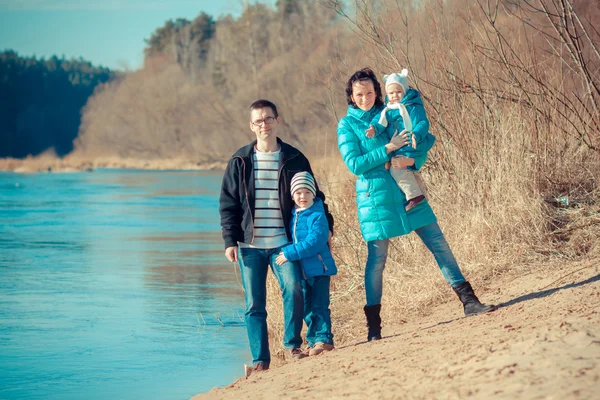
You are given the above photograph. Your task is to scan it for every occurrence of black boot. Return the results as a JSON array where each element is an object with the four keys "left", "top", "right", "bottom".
[
  {"left": 453, "top": 282, "right": 497, "bottom": 316},
  {"left": 364, "top": 304, "right": 382, "bottom": 341}
]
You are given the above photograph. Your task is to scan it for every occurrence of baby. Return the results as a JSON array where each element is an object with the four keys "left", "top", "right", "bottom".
[{"left": 366, "top": 69, "right": 435, "bottom": 211}]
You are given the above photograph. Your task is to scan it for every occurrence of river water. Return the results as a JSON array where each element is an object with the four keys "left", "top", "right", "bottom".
[{"left": 0, "top": 169, "right": 248, "bottom": 400}]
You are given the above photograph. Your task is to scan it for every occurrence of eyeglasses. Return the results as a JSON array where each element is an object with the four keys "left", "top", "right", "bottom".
[{"left": 251, "top": 116, "right": 276, "bottom": 126}]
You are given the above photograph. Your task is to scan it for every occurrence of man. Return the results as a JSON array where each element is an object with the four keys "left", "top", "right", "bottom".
[{"left": 219, "top": 99, "right": 334, "bottom": 373}]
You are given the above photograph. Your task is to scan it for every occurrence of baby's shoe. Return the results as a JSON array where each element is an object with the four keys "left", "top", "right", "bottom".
[{"left": 405, "top": 195, "right": 425, "bottom": 212}]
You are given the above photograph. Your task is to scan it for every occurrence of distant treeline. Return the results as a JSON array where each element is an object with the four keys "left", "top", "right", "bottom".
[
  {"left": 75, "top": 0, "right": 598, "bottom": 163},
  {"left": 2, "top": 0, "right": 597, "bottom": 163},
  {"left": 0, "top": 51, "right": 113, "bottom": 158},
  {"left": 76, "top": 1, "right": 340, "bottom": 162}
]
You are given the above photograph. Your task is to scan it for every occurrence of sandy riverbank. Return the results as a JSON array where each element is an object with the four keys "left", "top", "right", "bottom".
[{"left": 192, "top": 259, "right": 600, "bottom": 399}]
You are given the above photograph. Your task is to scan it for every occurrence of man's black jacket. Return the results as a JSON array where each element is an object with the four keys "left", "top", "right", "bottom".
[{"left": 219, "top": 138, "right": 334, "bottom": 249}]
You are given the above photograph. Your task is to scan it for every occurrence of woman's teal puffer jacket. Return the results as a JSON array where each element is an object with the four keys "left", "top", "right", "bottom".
[{"left": 337, "top": 105, "right": 437, "bottom": 242}]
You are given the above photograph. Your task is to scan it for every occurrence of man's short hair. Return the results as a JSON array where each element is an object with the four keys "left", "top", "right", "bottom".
[{"left": 249, "top": 99, "right": 279, "bottom": 118}]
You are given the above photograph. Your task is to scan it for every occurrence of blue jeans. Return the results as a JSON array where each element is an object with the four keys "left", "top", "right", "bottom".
[
  {"left": 238, "top": 246, "right": 303, "bottom": 367},
  {"left": 302, "top": 276, "right": 334, "bottom": 347},
  {"left": 364, "top": 222, "right": 466, "bottom": 306}
]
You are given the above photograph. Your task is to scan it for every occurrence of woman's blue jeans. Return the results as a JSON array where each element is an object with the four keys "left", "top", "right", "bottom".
[
  {"left": 238, "top": 246, "right": 303, "bottom": 367},
  {"left": 302, "top": 276, "right": 334, "bottom": 347},
  {"left": 365, "top": 222, "right": 467, "bottom": 306}
]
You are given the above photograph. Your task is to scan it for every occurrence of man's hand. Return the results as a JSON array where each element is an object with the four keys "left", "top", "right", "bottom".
[
  {"left": 365, "top": 125, "right": 376, "bottom": 138},
  {"left": 225, "top": 246, "right": 238, "bottom": 263},
  {"left": 275, "top": 252, "right": 288, "bottom": 266},
  {"left": 411, "top": 133, "right": 417, "bottom": 149}
]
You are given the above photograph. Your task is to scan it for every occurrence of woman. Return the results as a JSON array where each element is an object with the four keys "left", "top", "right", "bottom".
[{"left": 337, "top": 68, "right": 495, "bottom": 341}]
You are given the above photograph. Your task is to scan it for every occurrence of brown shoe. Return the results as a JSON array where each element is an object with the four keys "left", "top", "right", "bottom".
[
  {"left": 308, "top": 342, "right": 335, "bottom": 356},
  {"left": 405, "top": 195, "right": 425, "bottom": 212},
  {"left": 289, "top": 347, "right": 308, "bottom": 360},
  {"left": 244, "top": 362, "right": 269, "bottom": 378}
]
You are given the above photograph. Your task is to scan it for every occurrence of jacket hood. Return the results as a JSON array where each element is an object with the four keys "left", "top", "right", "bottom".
[{"left": 401, "top": 89, "right": 423, "bottom": 107}]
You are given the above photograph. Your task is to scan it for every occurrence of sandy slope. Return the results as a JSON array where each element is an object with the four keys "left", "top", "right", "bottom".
[{"left": 192, "top": 260, "right": 600, "bottom": 400}]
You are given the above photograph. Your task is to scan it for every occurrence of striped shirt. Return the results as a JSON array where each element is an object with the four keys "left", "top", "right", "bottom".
[{"left": 239, "top": 148, "right": 288, "bottom": 250}]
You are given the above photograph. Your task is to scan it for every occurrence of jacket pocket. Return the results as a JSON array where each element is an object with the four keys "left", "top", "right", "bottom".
[
  {"left": 317, "top": 253, "right": 328, "bottom": 271},
  {"left": 356, "top": 176, "right": 370, "bottom": 194}
]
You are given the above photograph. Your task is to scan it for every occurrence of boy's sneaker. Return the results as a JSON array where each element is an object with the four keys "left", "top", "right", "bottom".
[
  {"left": 244, "top": 363, "right": 268, "bottom": 378},
  {"left": 289, "top": 347, "right": 308, "bottom": 360},
  {"left": 308, "top": 342, "right": 335, "bottom": 356},
  {"left": 405, "top": 195, "right": 425, "bottom": 212}
]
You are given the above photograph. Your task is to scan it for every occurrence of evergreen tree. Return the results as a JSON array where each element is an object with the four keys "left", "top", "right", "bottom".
[{"left": 0, "top": 51, "right": 113, "bottom": 158}]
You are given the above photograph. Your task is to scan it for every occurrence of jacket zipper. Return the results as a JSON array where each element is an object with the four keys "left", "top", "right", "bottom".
[
  {"left": 293, "top": 209, "right": 299, "bottom": 243},
  {"left": 236, "top": 156, "right": 255, "bottom": 245},
  {"left": 292, "top": 209, "right": 308, "bottom": 279}
]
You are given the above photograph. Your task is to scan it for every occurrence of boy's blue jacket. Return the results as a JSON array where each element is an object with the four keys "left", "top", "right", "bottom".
[
  {"left": 371, "top": 88, "right": 435, "bottom": 170},
  {"left": 282, "top": 198, "right": 337, "bottom": 279}
]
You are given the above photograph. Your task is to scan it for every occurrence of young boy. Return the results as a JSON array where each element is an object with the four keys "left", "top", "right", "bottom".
[
  {"left": 275, "top": 172, "right": 337, "bottom": 356},
  {"left": 366, "top": 69, "right": 436, "bottom": 212}
]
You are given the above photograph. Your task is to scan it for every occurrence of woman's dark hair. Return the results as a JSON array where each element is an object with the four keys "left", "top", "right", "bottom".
[{"left": 345, "top": 68, "right": 384, "bottom": 108}]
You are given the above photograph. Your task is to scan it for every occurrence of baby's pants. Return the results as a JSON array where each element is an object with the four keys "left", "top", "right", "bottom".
[{"left": 390, "top": 160, "right": 426, "bottom": 200}]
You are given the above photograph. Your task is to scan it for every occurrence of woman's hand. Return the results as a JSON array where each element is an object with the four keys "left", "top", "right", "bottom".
[
  {"left": 385, "top": 130, "right": 410, "bottom": 153},
  {"left": 275, "top": 252, "right": 288, "bottom": 266},
  {"left": 391, "top": 156, "right": 415, "bottom": 169}
]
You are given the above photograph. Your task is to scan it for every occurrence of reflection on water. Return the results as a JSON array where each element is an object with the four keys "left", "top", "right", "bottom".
[{"left": 0, "top": 169, "right": 247, "bottom": 400}]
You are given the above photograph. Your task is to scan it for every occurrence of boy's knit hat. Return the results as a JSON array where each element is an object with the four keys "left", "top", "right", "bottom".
[
  {"left": 383, "top": 68, "right": 409, "bottom": 93},
  {"left": 290, "top": 171, "right": 316, "bottom": 197}
]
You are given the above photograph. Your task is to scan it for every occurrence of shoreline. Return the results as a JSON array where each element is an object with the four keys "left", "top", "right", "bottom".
[
  {"left": 190, "top": 259, "right": 600, "bottom": 399},
  {"left": 0, "top": 156, "right": 227, "bottom": 173}
]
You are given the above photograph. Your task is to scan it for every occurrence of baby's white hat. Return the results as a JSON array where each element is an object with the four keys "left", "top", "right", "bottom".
[{"left": 383, "top": 68, "right": 409, "bottom": 93}]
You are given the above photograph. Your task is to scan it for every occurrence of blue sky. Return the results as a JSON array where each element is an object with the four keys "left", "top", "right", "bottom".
[{"left": 0, "top": 0, "right": 275, "bottom": 70}]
